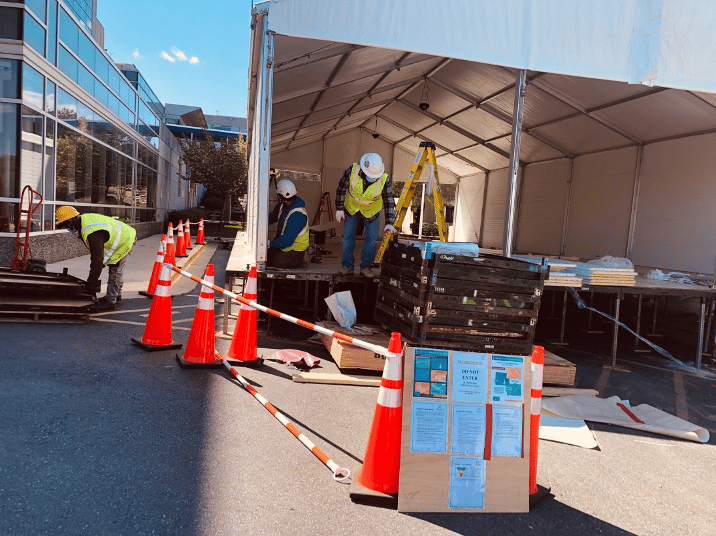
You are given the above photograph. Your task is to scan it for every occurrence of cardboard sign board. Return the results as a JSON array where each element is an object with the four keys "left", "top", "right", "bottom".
[{"left": 398, "top": 346, "right": 531, "bottom": 513}]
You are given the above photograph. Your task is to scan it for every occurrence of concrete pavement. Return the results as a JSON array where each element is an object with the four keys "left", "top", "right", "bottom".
[{"left": 2, "top": 244, "right": 716, "bottom": 535}]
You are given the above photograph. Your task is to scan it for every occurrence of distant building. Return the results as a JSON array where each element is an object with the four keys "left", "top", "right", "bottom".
[{"left": 0, "top": 0, "right": 195, "bottom": 264}]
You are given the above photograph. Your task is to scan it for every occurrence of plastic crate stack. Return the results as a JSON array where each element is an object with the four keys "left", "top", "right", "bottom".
[{"left": 375, "top": 241, "right": 548, "bottom": 356}]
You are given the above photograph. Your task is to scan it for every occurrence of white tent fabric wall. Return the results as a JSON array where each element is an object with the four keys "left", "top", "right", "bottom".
[{"left": 453, "top": 173, "right": 485, "bottom": 244}]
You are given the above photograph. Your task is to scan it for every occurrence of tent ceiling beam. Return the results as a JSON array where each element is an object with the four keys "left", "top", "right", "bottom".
[{"left": 274, "top": 43, "right": 363, "bottom": 73}]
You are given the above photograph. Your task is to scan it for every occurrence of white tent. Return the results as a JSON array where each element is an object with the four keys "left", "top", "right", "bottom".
[{"left": 246, "top": 0, "right": 716, "bottom": 274}]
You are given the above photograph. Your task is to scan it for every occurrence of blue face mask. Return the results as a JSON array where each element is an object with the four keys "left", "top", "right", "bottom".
[{"left": 68, "top": 228, "right": 77, "bottom": 234}]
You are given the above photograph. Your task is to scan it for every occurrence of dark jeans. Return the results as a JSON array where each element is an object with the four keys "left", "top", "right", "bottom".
[{"left": 267, "top": 248, "right": 309, "bottom": 268}]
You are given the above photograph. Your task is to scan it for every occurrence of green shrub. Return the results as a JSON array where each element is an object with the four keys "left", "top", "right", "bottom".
[
  {"left": 166, "top": 208, "right": 209, "bottom": 231},
  {"left": 422, "top": 222, "right": 440, "bottom": 237}
]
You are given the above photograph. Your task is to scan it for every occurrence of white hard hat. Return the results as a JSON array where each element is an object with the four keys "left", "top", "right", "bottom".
[
  {"left": 360, "top": 153, "right": 385, "bottom": 180},
  {"left": 276, "top": 179, "right": 297, "bottom": 200}
]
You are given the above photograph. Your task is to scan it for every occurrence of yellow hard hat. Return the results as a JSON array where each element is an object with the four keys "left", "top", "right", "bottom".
[{"left": 56, "top": 206, "right": 80, "bottom": 225}]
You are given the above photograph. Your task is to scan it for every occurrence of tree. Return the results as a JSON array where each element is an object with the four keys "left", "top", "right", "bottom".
[{"left": 178, "top": 132, "right": 248, "bottom": 199}]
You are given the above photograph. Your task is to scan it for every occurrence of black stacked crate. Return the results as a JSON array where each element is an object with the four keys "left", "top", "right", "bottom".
[{"left": 375, "top": 241, "right": 548, "bottom": 355}]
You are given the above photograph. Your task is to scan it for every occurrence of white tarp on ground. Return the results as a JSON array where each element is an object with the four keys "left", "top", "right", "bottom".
[
  {"left": 267, "top": 0, "right": 716, "bottom": 94},
  {"left": 542, "top": 394, "right": 710, "bottom": 443}
]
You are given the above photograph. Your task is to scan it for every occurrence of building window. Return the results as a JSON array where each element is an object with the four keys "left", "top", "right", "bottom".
[
  {"left": 25, "top": 0, "right": 46, "bottom": 24},
  {"left": 44, "top": 117, "right": 55, "bottom": 206},
  {"left": 47, "top": 0, "right": 57, "bottom": 65},
  {"left": 0, "top": 8, "right": 22, "bottom": 41},
  {"left": 0, "top": 59, "right": 20, "bottom": 99},
  {"left": 46, "top": 79, "right": 56, "bottom": 115},
  {"left": 0, "top": 103, "right": 19, "bottom": 200},
  {"left": 24, "top": 11, "right": 46, "bottom": 57},
  {"left": 20, "top": 106, "right": 43, "bottom": 198},
  {"left": 22, "top": 62, "right": 44, "bottom": 111}
]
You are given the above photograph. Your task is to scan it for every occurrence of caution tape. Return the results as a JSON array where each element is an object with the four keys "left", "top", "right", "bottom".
[{"left": 215, "top": 350, "right": 350, "bottom": 481}]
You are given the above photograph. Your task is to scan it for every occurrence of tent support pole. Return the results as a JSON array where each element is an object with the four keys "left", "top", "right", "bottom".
[
  {"left": 626, "top": 145, "right": 644, "bottom": 260},
  {"left": 560, "top": 158, "right": 574, "bottom": 256},
  {"left": 503, "top": 70, "right": 526, "bottom": 257},
  {"left": 479, "top": 172, "right": 489, "bottom": 244}
]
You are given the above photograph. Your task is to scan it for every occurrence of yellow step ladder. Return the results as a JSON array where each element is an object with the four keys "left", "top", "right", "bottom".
[{"left": 374, "top": 141, "right": 447, "bottom": 264}]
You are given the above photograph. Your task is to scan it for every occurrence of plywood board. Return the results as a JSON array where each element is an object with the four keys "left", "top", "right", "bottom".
[{"left": 398, "top": 346, "right": 530, "bottom": 513}]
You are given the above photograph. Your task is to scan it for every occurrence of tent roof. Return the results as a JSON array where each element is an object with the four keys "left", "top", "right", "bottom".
[{"left": 256, "top": 0, "right": 716, "bottom": 178}]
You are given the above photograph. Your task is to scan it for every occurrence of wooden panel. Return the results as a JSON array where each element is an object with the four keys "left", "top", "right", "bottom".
[{"left": 398, "top": 346, "right": 531, "bottom": 513}]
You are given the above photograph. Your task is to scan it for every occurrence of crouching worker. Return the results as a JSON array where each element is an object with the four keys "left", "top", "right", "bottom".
[
  {"left": 267, "top": 179, "right": 310, "bottom": 269},
  {"left": 55, "top": 206, "right": 136, "bottom": 311}
]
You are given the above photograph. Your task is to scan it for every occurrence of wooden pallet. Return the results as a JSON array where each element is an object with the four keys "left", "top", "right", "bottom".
[
  {"left": 543, "top": 350, "right": 577, "bottom": 386},
  {"left": 0, "top": 310, "right": 91, "bottom": 323}
]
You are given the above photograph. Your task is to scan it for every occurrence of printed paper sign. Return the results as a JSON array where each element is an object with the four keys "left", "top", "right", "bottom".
[
  {"left": 490, "top": 354, "right": 524, "bottom": 404},
  {"left": 451, "top": 404, "right": 486, "bottom": 455},
  {"left": 410, "top": 400, "right": 448, "bottom": 453},
  {"left": 413, "top": 348, "right": 449, "bottom": 398},
  {"left": 449, "top": 457, "right": 485, "bottom": 509},
  {"left": 451, "top": 352, "right": 488, "bottom": 403}
]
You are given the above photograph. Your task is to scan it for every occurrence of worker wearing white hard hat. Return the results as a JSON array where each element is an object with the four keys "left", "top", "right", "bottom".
[
  {"left": 335, "top": 153, "right": 396, "bottom": 277},
  {"left": 267, "top": 178, "right": 311, "bottom": 268}
]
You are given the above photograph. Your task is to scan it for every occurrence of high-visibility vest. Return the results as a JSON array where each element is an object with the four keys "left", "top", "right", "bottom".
[
  {"left": 80, "top": 214, "right": 136, "bottom": 264},
  {"left": 344, "top": 163, "right": 388, "bottom": 219},
  {"left": 276, "top": 205, "right": 309, "bottom": 252}
]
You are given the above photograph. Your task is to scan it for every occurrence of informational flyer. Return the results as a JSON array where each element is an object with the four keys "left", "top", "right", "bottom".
[
  {"left": 451, "top": 352, "right": 488, "bottom": 403},
  {"left": 451, "top": 404, "right": 486, "bottom": 455},
  {"left": 490, "top": 354, "right": 524, "bottom": 404},
  {"left": 413, "top": 348, "right": 449, "bottom": 398},
  {"left": 491, "top": 405, "right": 523, "bottom": 457},
  {"left": 410, "top": 400, "right": 448, "bottom": 453},
  {"left": 449, "top": 456, "right": 485, "bottom": 509}
]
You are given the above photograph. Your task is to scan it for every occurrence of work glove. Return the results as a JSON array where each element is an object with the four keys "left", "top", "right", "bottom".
[
  {"left": 86, "top": 280, "right": 102, "bottom": 294},
  {"left": 335, "top": 210, "right": 345, "bottom": 223},
  {"left": 384, "top": 224, "right": 397, "bottom": 234}
]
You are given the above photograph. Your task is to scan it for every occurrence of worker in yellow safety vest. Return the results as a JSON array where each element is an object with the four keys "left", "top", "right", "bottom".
[
  {"left": 335, "top": 153, "right": 396, "bottom": 277},
  {"left": 267, "top": 179, "right": 310, "bottom": 269},
  {"left": 55, "top": 206, "right": 137, "bottom": 311}
]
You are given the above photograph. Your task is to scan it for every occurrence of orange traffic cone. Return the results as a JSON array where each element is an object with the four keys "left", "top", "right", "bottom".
[
  {"left": 139, "top": 236, "right": 165, "bottom": 298},
  {"left": 226, "top": 265, "right": 263, "bottom": 367},
  {"left": 177, "top": 264, "right": 221, "bottom": 368},
  {"left": 529, "top": 345, "right": 551, "bottom": 508},
  {"left": 176, "top": 221, "right": 187, "bottom": 257},
  {"left": 165, "top": 224, "right": 177, "bottom": 267},
  {"left": 131, "top": 264, "right": 182, "bottom": 351},
  {"left": 196, "top": 218, "right": 205, "bottom": 245},
  {"left": 184, "top": 218, "right": 192, "bottom": 249},
  {"left": 350, "top": 332, "right": 403, "bottom": 505}
]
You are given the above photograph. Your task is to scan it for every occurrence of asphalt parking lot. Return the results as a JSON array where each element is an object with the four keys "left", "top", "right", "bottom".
[{"left": 2, "top": 246, "right": 715, "bottom": 536}]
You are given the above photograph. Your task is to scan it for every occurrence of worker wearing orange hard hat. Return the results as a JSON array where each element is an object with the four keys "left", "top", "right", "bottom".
[{"left": 55, "top": 206, "right": 136, "bottom": 310}]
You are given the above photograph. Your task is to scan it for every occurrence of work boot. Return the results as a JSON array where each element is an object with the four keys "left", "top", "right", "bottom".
[
  {"left": 360, "top": 268, "right": 375, "bottom": 278},
  {"left": 97, "top": 297, "right": 116, "bottom": 311},
  {"left": 337, "top": 266, "right": 353, "bottom": 275}
]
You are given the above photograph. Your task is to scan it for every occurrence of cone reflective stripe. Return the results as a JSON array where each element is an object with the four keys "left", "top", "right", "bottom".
[
  {"left": 177, "top": 265, "right": 219, "bottom": 367},
  {"left": 131, "top": 264, "right": 182, "bottom": 351},
  {"left": 176, "top": 221, "right": 187, "bottom": 257},
  {"left": 184, "top": 218, "right": 192, "bottom": 249},
  {"left": 226, "top": 266, "right": 262, "bottom": 367},
  {"left": 529, "top": 345, "right": 545, "bottom": 496},
  {"left": 165, "top": 224, "right": 177, "bottom": 267},
  {"left": 196, "top": 218, "right": 205, "bottom": 244},
  {"left": 145, "top": 241, "right": 165, "bottom": 296},
  {"left": 356, "top": 332, "right": 403, "bottom": 495}
]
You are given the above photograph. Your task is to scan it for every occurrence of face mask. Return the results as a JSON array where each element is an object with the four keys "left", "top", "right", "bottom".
[{"left": 68, "top": 228, "right": 77, "bottom": 234}]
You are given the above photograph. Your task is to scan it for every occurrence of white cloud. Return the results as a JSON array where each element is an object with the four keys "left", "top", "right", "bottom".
[
  {"left": 132, "top": 49, "right": 142, "bottom": 59},
  {"left": 160, "top": 51, "right": 176, "bottom": 62},
  {"left": 172, "top": 47, "right": 188, "bottom": 61},
  {"left": 189, "top": 56, "right": 199, "bottom": 64}
]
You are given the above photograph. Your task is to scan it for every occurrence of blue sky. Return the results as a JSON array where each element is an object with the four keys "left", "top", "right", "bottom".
[{"left": 99, "top": 0, "right": 253, "bottom": 118}]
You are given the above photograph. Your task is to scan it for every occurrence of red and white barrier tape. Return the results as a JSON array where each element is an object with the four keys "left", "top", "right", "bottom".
[
  {"left": 170, "top": 264, "right": 402, "bottom": 359},
  {"left": 214, "top": 350, "right": 349, "bottom": 481}
]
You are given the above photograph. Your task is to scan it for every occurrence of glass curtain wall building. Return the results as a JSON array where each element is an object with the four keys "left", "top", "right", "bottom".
[{"left": 0, "top": 0, "right": 183, "bottom": 242}]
